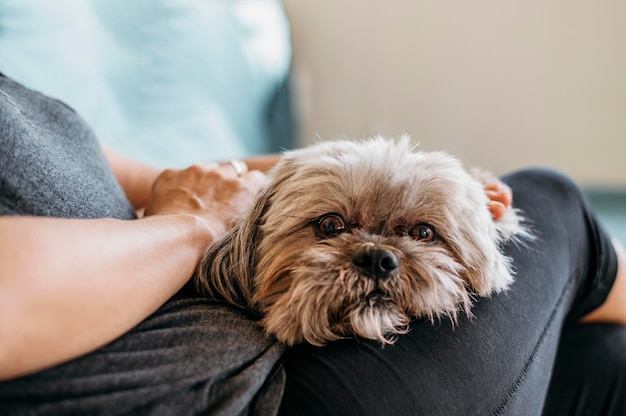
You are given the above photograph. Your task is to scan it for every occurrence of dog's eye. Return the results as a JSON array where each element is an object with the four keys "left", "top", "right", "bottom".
[
  {"left": 315, "top": 214, "right": 347, "bottom": 238},
  {"left": 409, "top": 223, "right": 437, "bottom": 243}
]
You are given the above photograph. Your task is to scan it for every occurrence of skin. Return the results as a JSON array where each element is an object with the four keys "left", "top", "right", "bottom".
[
  {"left": 0, "top": 147, "right": 623, "bottom": 381},
  {"left": 484, "top": 182, "right": 513, "bottom": 221},
  {"left": 580, "top": 238, "right": 626, "bottom": 327}
]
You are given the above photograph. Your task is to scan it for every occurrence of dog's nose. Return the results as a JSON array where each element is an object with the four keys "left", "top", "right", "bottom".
[{"left": 352, "top": 247, "right": 399, "bottom": 280}]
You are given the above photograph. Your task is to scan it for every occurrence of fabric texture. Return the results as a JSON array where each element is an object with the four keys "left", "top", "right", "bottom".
[{"left": 0, "top": 74, "right": 134, "bottom": 219}]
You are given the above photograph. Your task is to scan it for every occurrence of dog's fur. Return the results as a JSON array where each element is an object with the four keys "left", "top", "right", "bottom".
[{"left": 195, "top": 136, "right": 529, "bottom": 346}]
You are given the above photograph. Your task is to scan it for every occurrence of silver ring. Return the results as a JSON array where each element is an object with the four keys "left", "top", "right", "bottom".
[{"left": 227, "top": 159, "right": 247, "bottom": 177}]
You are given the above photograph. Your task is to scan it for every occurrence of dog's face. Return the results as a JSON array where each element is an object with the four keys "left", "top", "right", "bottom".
[{"left": 196, "top": 137, "right": 521, "bottom": 346}]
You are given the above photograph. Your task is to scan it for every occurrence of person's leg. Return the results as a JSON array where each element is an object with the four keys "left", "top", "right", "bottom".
[
  {"left": 0, "top": 296, "right": 285, "bottom": 415},
  {"left": 279, "top": 168, "right": 621, "bottom": 416}
]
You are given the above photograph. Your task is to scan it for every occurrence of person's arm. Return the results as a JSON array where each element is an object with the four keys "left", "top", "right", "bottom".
[
  {"left": 0, "top": 164, "right": 266, "bottom": 381},
  {"left": 580, "top": 239, "right": 626, "bottom": 327},
  {"left": 101, "top": 145, "right": 162, "bottom": 210},
  {"left": 102, "top": 144, "right": 281, "bottom": 211}
]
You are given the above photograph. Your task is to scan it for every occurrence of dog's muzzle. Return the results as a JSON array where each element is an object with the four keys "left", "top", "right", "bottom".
[{"left": 352, "top": 246, "right": 399, "bottom": 280}]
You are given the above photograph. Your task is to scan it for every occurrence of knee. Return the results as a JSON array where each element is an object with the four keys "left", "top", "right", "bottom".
[
  {"left": 504, "top": 167, "right": 583, "bottom": 199},
  {"left": 501, "top": 167, "right": 588, "bottom": 211},
  {"left": 498, "top": 167, "right": 596, "bottom": 243}
]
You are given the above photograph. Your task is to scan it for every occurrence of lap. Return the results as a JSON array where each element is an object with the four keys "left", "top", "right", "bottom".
[
  {"left": 543, "top": 323, "right": 626, "bottom": 416},
  {"left": 0, "top": 297, "right": 285, "bottom": 415},
  {"left": 278, "top": 168, "right": 621, "bottom": 416}
]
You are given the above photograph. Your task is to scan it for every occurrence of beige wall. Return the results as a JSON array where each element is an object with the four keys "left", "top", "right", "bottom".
[{"left": 282, "top": 0, "right": 626, "bottom": 188}]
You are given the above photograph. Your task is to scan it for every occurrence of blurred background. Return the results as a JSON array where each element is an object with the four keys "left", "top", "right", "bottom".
[
  {"left": 283, "top": 0, "right": 626, "bottom": 188},
  {"left": 281, "top": 0, "right": 625, "bottom": 242}
]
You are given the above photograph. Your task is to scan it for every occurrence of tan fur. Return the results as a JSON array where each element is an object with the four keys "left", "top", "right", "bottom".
[{"left": 195, "top": 136, "right": 530, "bottom": 346}]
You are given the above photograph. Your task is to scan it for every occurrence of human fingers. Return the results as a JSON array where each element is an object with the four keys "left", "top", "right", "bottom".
[
  {"left": 487, "top": 200, "right": 507, "bottom": 220},
  {"left": 240, "top": 169, "right": 269, "bottom": 192},
  {"left": 145, "top": 162, "right": 266, "bottom": 213},
  {"left": 483, "top": 182, "right": 512, "bottom": 221},
  {"left": 144, "top": 164, "right": 229, "bottom": 217},
  {"left": 484, "top": 182, "right": 513, "bottom": 208},
  {"left": 218, "top": 159, "right": 248, "bottom": 178}
]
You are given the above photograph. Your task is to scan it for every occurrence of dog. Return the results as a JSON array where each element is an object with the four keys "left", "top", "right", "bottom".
[{"left": 194, "top": 136, "right": 529, "bottom": 346}]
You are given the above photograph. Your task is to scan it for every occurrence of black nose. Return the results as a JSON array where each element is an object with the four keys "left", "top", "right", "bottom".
[{"left": 352, "top": 247, "right": 399, "bottom": 280}]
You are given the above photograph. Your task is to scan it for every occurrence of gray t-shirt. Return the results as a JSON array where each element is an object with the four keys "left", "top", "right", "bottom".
[{"left": 0, "top": 74, "right": 135, "bottom": 219}]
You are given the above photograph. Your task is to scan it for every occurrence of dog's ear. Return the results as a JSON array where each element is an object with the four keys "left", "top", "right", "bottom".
[
  {"left": 468, "top": 167, "right": 530, "bottom": 244},
  {"left": 194, "top": 224, "right": 250, "bottom": 309},
  {"left": 452, "top": 167, "right": 532, "bottom": 296},
  {"left": 193, "top": 187, "right": 273, "bottom": 310},
  {"left": 194, "top": 155, "right": 300, "bottom": 310},
  {"left": 445, "top": 178, "right": 519, "bottom": 297},
  {"left": 456, "top": 235, "right": 516, "bottom": 297}
]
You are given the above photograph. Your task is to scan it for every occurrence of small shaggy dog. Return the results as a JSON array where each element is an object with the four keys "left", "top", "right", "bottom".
[{"left": 195, "top": 136, "right": 528, "bottom": 346}]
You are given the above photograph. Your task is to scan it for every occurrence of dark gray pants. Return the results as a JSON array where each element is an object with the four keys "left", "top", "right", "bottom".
[{"left": 0, "top": 298, "right": 285, "bottom": 415}]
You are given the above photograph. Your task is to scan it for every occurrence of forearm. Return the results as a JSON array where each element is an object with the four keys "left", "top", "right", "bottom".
[
  {"left": 102, "top": 145, "right": 162, "bottom": 210},
  {"left": 0, "top": 214, "right": 213, "bottom": 381}
]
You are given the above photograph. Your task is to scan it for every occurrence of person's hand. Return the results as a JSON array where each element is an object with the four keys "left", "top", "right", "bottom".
[
  {"left": 143, "top": 161, "right": 267, "bottom": 240},
  {"left": 484, "top": 181, "right": 513, "bottom": 221}
]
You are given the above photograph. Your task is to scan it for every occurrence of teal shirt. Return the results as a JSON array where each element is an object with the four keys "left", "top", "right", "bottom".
[{"left": 0, "top": 0, "right": 294, "bottom": 167}]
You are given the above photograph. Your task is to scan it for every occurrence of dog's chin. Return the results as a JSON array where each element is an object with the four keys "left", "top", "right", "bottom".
[
  {"left": 255, "top": 245, "right": 474, "bottom": 346},
  {"left": 345, "top": 297, "right": 411, "bottom": 344},
  {"left": 259, "top": 276, "right": 412, "bottom": 346}
]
